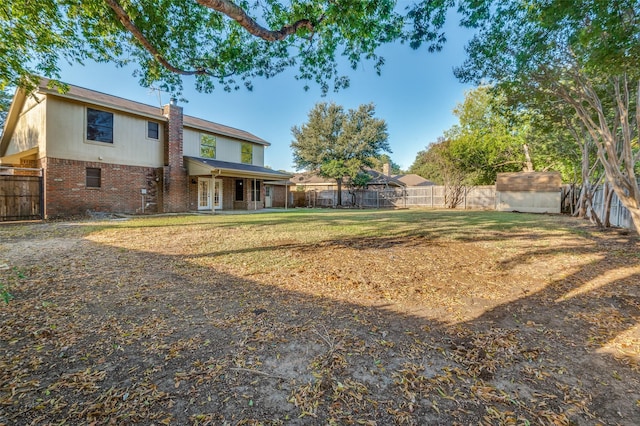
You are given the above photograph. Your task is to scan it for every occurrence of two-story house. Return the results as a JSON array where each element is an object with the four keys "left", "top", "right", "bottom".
[{"left": 0, "top": 80, "right": 291, "bottom": 218}]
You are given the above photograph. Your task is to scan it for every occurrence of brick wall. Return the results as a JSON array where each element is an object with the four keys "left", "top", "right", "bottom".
[
  {"left": 188, "top": 177, "right": 198, "bottom": 210},
  {"left": 271, "top": 185, "right": 288, "bottom": 208},
  {"left": 231, "top": 178, "right": 265, "bottom": 210},
  {"left": 42, "top": 157, "right": 162, "bottom": 218},
  {"left": 162, "top": 101, "right": 189, "bottom": 213},
  {"left": 223, "top": 178, "right": 233, "bottom": 210}
]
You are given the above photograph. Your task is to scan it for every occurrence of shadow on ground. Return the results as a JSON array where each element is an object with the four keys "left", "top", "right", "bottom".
[{"left": 1, "top": 210, "right": 639, "bottom": 424}]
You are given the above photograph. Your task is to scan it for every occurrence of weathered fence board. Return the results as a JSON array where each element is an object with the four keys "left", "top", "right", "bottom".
[
  {"left": 0, "top": 173, "right": 43, "bottom": 221},
  {"left": 299, "top": 186, "right": 497, "bottom": 210},
  {"left": 590, "top": 183, "right": 636, "bottom": 230}
]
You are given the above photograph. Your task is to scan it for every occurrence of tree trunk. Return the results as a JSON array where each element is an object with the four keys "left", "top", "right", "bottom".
[
  {"left": 629, "top": 206, "right": 640, "bottom": 233},
  {"left": 581, "top": 183, "right": 603, "bottom": 228},
  {"left": 555, "top": 74, "right": 640, "bottom": 233},
  {"left": 522, "top": 143, "right": 534, "bottom": 172},
  {"left": 602, "top": 182, "right": 614, "bottom": 228},
  {"left": 336, "top": 178, "right": 342, "bottom": 206},
  {"left": 574, "top": 184, "right": 587, "bottom": 218}
]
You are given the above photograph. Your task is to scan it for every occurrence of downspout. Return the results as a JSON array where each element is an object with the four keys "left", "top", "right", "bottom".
[{"left": 285, "top": 182, "right": 288, "bottom": 210}]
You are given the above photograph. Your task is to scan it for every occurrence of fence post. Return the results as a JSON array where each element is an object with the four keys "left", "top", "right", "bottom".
[
  {"left": 464, "top": 186, "right": 467, "bottom": 210},
  {"left": 431, "top": 185, "right": 434, "bottom": 208}
]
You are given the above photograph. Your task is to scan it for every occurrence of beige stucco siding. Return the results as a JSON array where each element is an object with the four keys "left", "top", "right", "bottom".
[
  {"left": 183, "top": 128, "right": 265, "bottom": 166},
  {"left": 496, "top": 191, "right": 561, "bottom": 214},
  {"left": 44, "top": 97, "right": 164, "bottom": 168},
  {"left": 4, "top": 95, "right": 47, "bottom": 157},
  {"left": 254, "top": 145, "right": 265, "bottom": 166}
]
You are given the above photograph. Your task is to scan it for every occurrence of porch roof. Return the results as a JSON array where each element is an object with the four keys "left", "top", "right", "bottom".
[{"left": 185, "top": 157, "right": 292, "bottom": 180}]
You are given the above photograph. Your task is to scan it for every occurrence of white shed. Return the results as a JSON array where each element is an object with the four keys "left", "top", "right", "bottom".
[{"left": 496, "top": 172, "right": 562, "bottom": 214}]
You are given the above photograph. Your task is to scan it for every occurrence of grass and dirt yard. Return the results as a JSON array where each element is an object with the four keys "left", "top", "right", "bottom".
[{"left": 1, "top": 208, "right": 639, "bottom": 425}]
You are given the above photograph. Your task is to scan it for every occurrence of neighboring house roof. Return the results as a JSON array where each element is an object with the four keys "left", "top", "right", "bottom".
[
  {"left": 186, "top": 157, "right": 292, "bottom": 180},
  {"left": 291, "top": 172, "right": 334, "bottom": 186},
  {"left": 291, "top": 170, "right": 407, "bottom": 187},
  {"left": 264, "top": 179, "right": 293, "bottom": 186},
  {"left": 391, "top": 174, "right": 434, "bottom": 187},
  {"left": 11, "top": 79, "right": 270, "bottom": 146},
  {"left": 365, "top": 169, "right": 405, "bottom": 187}
]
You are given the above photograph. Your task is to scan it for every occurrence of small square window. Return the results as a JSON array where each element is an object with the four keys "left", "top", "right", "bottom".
[
  {"left": 148, "top": 121, "right": 159, "bottom": 139},
  {"left": 86, "top": 168, "right": 101, "bottom": 188}
]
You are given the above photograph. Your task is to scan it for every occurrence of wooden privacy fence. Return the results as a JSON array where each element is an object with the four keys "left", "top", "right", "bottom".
[
  {"left": 301, "top": 186, "right": 497, "bottom": 209},
  {"left": 403, "top": 186, "right": 496, "bottom": 209},
  {"left": 0, "top": 168, "right": 44, "bottom": 221},
  {"left": 589, "top": 181, "right": 637, "bottom": 230}
]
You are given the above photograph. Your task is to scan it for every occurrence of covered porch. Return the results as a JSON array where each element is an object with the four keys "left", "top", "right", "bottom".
[{"left": 185, "top": 157, "right": 292, "bottom": 212}]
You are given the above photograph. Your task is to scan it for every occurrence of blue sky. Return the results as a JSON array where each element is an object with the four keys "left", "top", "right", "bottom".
[{"left": 58, "top": 16, "right": 474, "bottom": 173}]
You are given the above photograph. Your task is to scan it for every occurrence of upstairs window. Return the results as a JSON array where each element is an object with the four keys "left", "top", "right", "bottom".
[
  {"left": 87, "top": 108, "right": 113, "bottom": 143},
  {"left": 86, "top": 167, "right": 101, "bottom": 188},
  {"left": 200, "top": 134, "right": 216, "bottom": 159},
  {"left": 241, "top": 143, "right": 253, "bottom": 164},
  {"left": 147, "top": 121, "right": 159, "bottom": 139}
]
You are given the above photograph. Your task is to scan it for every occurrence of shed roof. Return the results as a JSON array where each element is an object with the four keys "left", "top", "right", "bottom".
[{"left": 496, "top": 172, "right": 562, "bottom": 192}]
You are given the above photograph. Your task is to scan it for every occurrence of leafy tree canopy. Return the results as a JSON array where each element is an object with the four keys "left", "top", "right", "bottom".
[
  {"left": 0, "top": 88, "right": 12, "bottom": 133},
  {"left": 455, "top": 0, "right": 640, "bottom": 230},
  {"left": 291, "top": 102, "right": 390, "bottom": 172},
  {"left": 410, "top": 137, "right": 454, "bottom": 185},
  {"left": 443, "top": 86, "right": 525, "bottom": 184},
  {"left": 2, "top": 0, "right": 453, "bottom": 96},
  {"left": 291, "top": 101, "right": 389, "bottom": 204},
  {"left": 409, "top": 137, "right": 467, "bottom": 207},
  {"left": 410, "top": 84, "right": 581, "bottom": 186},
  {"left": 369, "top": 154, "right": 403, "bottom": 174}
]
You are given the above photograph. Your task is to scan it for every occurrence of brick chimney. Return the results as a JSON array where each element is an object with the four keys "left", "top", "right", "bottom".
[
  {"left": 383, "top": 162, "right": 390, "bottom": 176},
  {"left": 161, "top": 98, "right": 188, "bottom": 212}
]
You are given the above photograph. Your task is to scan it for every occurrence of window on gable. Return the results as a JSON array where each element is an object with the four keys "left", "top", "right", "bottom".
[
  {"left": 86, "top": 167, "right": 101, "bottom": 188},
  {"left": 147, "top": 121, "right": 159, "bottom": 139},
  {"left": 200, "top": 134, "right": 216, "bottom": 158},
  {"left": 87, "top": 108, "right": 113, "bottom": 143},
  {"left": 241, "top": 143, "right": 253, "bottom": 164}
]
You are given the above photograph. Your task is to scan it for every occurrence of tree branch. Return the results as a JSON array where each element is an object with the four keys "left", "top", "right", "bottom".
[
  {"left": 104, "top": 0, "right": 203, "bottom": 76},
  {"left": 195, "top": 0, "right": 317, "bottom": 41},
  {"left": 104, "top": 0, "right": 319, "bottom": 78}
]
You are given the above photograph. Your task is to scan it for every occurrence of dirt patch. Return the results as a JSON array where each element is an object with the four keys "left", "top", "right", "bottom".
[{"left": 1, "top": 213, "right": 639, "bottom": 425}]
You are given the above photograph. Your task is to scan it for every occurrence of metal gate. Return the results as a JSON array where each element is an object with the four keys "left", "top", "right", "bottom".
[{"left": 0, "top": 168, "right": 44, "bottom": 221}]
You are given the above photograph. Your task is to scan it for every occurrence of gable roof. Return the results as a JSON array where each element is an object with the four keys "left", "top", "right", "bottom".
[
  {"left": 7, "top": 79, "right": 270, "bottom": 146},
  {"left": 291, "top": 172, "right": 333, "bottom": 185},
  {"left": 291, "top": 169, "right": 407, "bottom": 187},
  {"left": 366, "top": 169, "right": 405, "bottom": 187},
  {"left": 391, "top": 174, "right": 434, "bottom": 187},
  {"left": 182, "top": 115, "right": 268, "bottom": 145}
]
